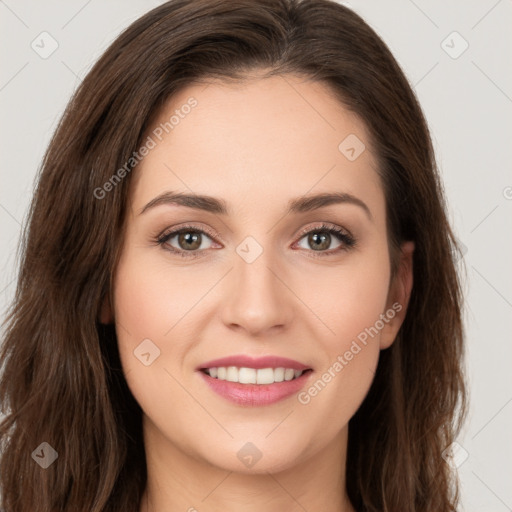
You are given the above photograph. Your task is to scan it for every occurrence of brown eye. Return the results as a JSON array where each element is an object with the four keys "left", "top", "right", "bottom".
[
  {"left": 294, "top": 224, "right": 356, "bottom": 255},
  {"left": 158, "top": 227, "right": 215, "bottom": 254},
  {"left": 307, "top": 231, "right": 333, "bottom": 251},
  {"left": 177, "top": 231, "right": 202, "bottom": 250},
  {"left": 297, "top": 229, "right": 343, "bottom": 252}
]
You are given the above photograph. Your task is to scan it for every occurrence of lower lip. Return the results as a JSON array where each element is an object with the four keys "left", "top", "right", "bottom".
[{"left": 198, "top": 370, "right": 313, "bottom": 406}]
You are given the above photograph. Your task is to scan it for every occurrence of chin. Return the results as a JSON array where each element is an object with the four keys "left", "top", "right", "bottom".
[{"left": 198, "top": 437, "right": 309, "bottom": 475}]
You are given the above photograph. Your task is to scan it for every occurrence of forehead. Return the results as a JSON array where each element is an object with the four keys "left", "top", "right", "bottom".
[{"left": 130, "top": 73, "right": 384, "bottom": 220}]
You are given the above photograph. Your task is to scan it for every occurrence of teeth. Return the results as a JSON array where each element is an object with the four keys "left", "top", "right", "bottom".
[
  {"left": 239, "top": 367, "right": 256, "bottom": 384},
  {"left": 274, "top": 367, "right": 285, "bottom": 382},
  {"left": 226, "top": 366, "right": 238, "bottom": 382},
  {"left": 204, "top": 366, "right": 306, "bottom": 384}
]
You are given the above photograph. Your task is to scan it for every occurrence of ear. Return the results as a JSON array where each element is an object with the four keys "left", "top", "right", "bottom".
[
  {"left": 379, "top": 240, "right": 414, "bottom": 350},
  {"left": 98, "top": 293, "right": 114, "bottom": 324}
]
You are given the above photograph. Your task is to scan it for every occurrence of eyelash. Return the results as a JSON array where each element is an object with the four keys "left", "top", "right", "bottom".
[{"left": 154, "top": 222, "right": 357, "bottom": 259}]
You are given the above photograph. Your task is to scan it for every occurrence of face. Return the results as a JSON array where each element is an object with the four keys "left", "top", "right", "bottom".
[{"left": 103, "top": 72, "right": 414, "bottom": 474}]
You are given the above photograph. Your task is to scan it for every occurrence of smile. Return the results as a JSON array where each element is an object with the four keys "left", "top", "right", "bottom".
[
  {"left": 202, "top": 366, "right": 308, "bottom": 384},
  {"left": 198, "top": 362, "right": 314, "bottom": 407}
]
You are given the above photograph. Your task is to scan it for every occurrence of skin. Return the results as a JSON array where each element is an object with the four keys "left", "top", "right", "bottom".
[{"left": 100, "top": 71, "right": 414, "bottom": 512}]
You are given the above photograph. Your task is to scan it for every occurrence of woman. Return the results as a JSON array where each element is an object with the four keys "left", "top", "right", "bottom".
[{"left": 0, "top": 0, "right": 468, "bottom": 510}]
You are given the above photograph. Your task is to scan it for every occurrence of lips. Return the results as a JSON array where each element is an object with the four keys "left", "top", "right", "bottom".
[
  {"left": 196, "top": 354, "right": 313, "bottom": 406},
  {"left": 197, "top": 354, "right": 311, "bottom": 371}
]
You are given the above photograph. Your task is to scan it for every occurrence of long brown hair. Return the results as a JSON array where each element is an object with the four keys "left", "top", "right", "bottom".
[{"left": 0, "top": 0, "right": 468, "bottom": 510}]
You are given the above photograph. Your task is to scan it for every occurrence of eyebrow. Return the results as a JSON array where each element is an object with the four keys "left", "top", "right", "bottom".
[{"left": 139, "top": 190, "right": 373, "bottom": 221}]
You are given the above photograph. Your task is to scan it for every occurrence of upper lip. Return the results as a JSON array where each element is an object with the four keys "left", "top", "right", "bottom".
[{"left": 197, "top": 355, "right": 311, "bottom": 371}]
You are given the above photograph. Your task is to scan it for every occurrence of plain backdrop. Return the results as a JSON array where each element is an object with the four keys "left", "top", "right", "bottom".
[{"left": 1, "top": 1, "right": 511, "bottom": 510}]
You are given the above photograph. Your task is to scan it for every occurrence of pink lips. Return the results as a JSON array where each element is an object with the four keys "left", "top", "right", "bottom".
[
  {"left": 196, "top": 354, "right": 313, "bottom": 407},
  {"left": 197, "top": 354, "right": 310, "bottom": 371}
]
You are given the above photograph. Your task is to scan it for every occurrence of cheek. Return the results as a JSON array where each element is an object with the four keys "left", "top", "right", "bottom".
[
  {"left": 295, "top": 279, "right": 386, "bottom": 443},
  {"left": 112, "top": 248, "right": 211, "bottom": 343},
  {"left": 110, "top": 249, "right": 175, "bottom": 384},
  {"left": 111, "top": 246, "right": 224, "bottom": 403},
  {"left": 310, "top": 252, "right": 391, "bottom": 352},
  {"left": 329, "top": 274, "right": 389, "bottom": 349},
  {"left": 301, "top": 252, "right": 389, "bottom": 406},
  {"left": 111, "top": 250, "right": 197, "bottom": 424}
]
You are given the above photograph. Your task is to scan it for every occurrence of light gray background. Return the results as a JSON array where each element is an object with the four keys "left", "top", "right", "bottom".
[{"left": 1, "top": 1, "right": 511, "bottom": 510}]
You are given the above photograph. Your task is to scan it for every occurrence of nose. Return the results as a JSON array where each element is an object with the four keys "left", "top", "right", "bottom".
[{"left": 220, "top": 246, "right": 294, "bottom": 336}]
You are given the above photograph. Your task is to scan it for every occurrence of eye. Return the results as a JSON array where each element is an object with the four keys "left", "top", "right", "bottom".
[
  {"left": 156, "top": 225, "right": 218, "bottom": 257},
  {"left": 294, "top": 223, "right": 356, "bottom": 255}
]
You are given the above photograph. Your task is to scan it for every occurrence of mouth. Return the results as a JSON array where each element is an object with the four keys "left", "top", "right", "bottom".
[{"left": 196, "top": 355, "right": 314, "bottom": 406}]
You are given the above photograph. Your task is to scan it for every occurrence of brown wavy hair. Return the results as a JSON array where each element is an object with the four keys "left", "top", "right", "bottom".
[{"left": 0, "top": 0, "right": 468, "bottom": 510}]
